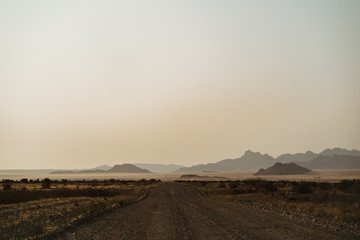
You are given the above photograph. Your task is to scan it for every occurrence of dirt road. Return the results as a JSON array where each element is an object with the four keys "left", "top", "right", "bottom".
[{"left": 54, "top": 183, "right": 355, "bottom": 240}]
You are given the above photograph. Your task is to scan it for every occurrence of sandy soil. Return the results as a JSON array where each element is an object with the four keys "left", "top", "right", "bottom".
[{"left": 50, "top": 182, "right": 356, "bottom": 240}]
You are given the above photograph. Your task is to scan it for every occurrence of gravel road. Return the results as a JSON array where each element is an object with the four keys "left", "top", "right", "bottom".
[{"left": 54, "top": 182, "right": 356, "bottom": 240}]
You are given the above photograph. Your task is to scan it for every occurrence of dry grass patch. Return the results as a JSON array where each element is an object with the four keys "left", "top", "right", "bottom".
[
  {"left": 176, "top": 179, "right": 360, "bottom": 226},
  {"left": 0, "top": 179, "right": 159, "bottom": 240}
]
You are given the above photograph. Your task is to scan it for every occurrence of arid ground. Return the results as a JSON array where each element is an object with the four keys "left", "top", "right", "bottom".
[
  {"left": 1, "top": 173, "right": 359, "bottom": 239},
  {"left": 50, "top": 182, "right": 358, "bottom": 240}
]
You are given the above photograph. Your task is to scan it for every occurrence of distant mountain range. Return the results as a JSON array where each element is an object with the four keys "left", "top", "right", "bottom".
[
  {"left": 276, "top": 151, "right": 318, "bottom": 163},
  {"left": 320, "top": 148, "right": 360, "bottom": 157},
  {"left": 134, "top": 164, "right": 184, "bottom": 173},
  {"left": 50, "top": 163, "right": 181, "bottom": 174},
  {"left": 10, "top": 147, "right": 360, "bottom": 175},
  {"left": 50, "top": 169, "right": 106, "bottom": 174},
  {"left": 295, "top": 155, "right": 360, "bottom": 169},
  {"left": 93, "top": 165, "right": 112, "bottom": 171},
  {"left": 174, "top": 150, "right": 275, "bottom": 172},
  {"left": 175, "top": 148, "right": 360, "bottom": 173},
  {"left": 51, "top": 164, "right": 151, "bottom": 174},
  {"left": 274, "top": 148, "right": 360, "bottom": 163}
]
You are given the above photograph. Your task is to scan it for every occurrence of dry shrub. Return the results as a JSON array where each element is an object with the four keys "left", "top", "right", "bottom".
[
  {"left": 2, "top": 179, "right": 13, "bottom": 190},
  {"left": 218, "top": 181, "right": 226, "bottom": 188},
  {"left": 183, "top": 179, "right": 360, "bottom": 225},
  {"left": 337, "top": 180, "right": 360, "bottom": 194},
  {"left": 257, "top": 181, "right": 278, "bottom": 194},
  {"left": 292, "top": 182, "right": 313, "bottom": 194},
  {"left": 228, "top": 181, "right": 239, "bottom": 190}
]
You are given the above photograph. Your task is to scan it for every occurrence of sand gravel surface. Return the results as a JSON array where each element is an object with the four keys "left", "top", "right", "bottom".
[{"left": 53, "top": 183, "right": 355, "bottom": 240}]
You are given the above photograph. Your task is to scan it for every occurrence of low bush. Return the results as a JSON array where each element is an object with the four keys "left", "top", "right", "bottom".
[
  {"left": 228, "top": 182, "right": 239, "bottom": 190},
  {"left": 337, "top": 179, "right": 360, "bottom": 194},
  {"left": 42, "top": 178, "right": 52, "bottom": 189},
  {"left": 218, "top": 181, "right": 226, "bottom": 188},
  {"left": 257, "top": 181, "right": 278, "bottom": 193},
  {"left": 2, "top": 179, "right": 13, "bottom": 190},
  {"left": 292, "top": 181, "right": 313, "bottom": 194},
  {"left": 20, "top": 178, "right": 29, "bottom": 183}
]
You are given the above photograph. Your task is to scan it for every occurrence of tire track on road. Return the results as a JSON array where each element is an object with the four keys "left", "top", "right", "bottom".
[{"left": 52, "top": 182, "right": 357, "bottom": 240}]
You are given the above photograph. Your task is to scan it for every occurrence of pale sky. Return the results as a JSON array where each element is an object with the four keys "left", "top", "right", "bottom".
[{"left": 1, "top": 0, "right": 359, "bottom": 169}]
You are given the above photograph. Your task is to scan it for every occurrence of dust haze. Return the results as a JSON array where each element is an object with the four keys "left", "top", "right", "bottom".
[
  {"left": 1, "top": 1, "right": 360, "bottom": 239},
  {"left": 1, "top": 0, "right": 360, "bottom": 169}
]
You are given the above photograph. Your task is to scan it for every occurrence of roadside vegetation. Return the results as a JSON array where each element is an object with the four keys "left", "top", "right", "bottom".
[
  {"left": 176, "top": 179, "right": 360, "bottom": 233},
  {"left": 0, "top": 178, "right": 160, "bottom": 240}
]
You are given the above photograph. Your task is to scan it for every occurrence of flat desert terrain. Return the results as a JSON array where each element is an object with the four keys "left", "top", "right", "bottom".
[
  {"left": 1, "top": 170, "right": 359, "bottom": 239},
  {"left": 52, "top": 182, "right": 357, "bottom": 240},
  {"left": 1, "top": 169, "right": 359, "bottom": 181}
]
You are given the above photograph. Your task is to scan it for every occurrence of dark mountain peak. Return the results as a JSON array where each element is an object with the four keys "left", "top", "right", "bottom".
[
  {"left": 244, "top": 150, "right": 260, "bottom": 156},
  {"left": 254, "top": 162, "right": 312, "bottom": 175},
  {"left": 243, "top": 150, "right": 273, "bottom": 159}
]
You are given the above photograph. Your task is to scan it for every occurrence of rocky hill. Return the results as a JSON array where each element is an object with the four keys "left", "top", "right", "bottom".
[
  {"left": 107, "top": 164, "right": 151, "bottom": 173},
  {"left": 254, "top": 162, "right": 312, "bottom": 175}
]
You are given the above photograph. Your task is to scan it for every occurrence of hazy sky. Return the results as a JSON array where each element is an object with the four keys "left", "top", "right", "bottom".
[{"left": 1, "top": 0, "right": 360, "bottom": 169}]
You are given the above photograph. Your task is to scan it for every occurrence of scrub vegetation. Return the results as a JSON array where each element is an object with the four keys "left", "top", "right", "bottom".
[
  {"left": 176, "top": 179, "right": 360, "bottom": 234},
  {"left": 0, "top": 179, "right": 159, "bottom": 240}
]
